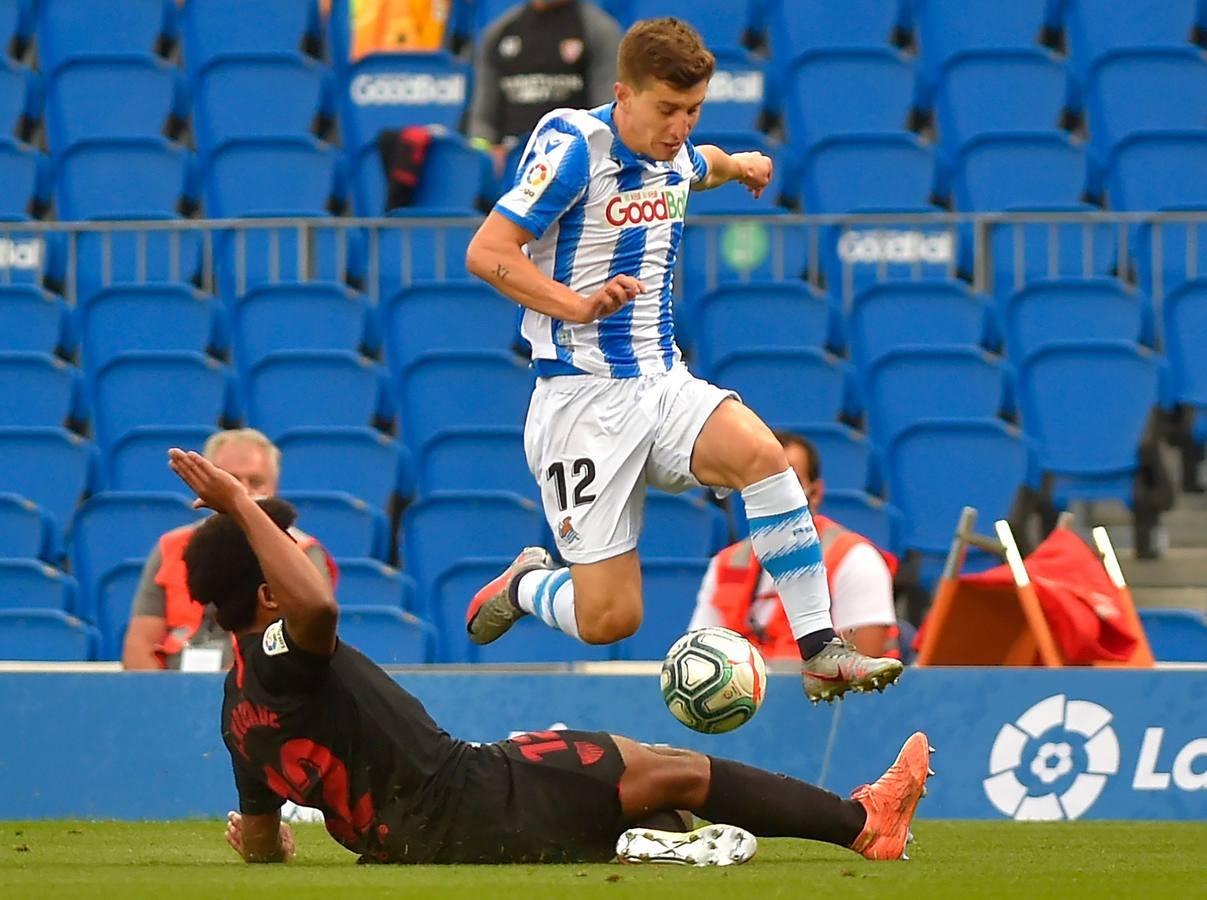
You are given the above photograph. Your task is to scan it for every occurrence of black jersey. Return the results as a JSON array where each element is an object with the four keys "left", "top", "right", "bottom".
[{"left": 221, "top": 619, "right": 471, "bottom": 861}]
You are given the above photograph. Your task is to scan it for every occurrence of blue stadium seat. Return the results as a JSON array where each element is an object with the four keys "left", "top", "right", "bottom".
[
  {"left": 849, "top": 282, "right": 989, "bottom": 369},
  {"left": 1005, "top": 278, "right": 1147, "bottom": 362},
  {"left": 244, "top": 350, "right": 391, "bottom": 439},
  {"left": 1138, "top": 608, "right": 1207, "bottom": 662},
  {"left": 693, "top": 282, "right": 837, "bottom": 374},
  {"left": 45, "top": 55, "right": 182, "bottom": 152},
  {"left": 983, "top": 206, "right": 1118, "bottom": 303},
  {"left": 801, "top": 423, "right": 875, "bottom": 493},
  {"left": 94, "top": 558, "right": 141, "bottom": 659},
  {"left": 0, "top": 559, "right": 76, "bottom": 612},
  {"left": 0, "top": 609, "right": 96, "bottom": 660},
  {"left": 709, "top": 348, "right": 856, "bottom": 428},
  {"left": 79, "top": 285, "right": 217, "bottom": 372},
  {"left": 419, "top": 428, "right": 535, "bottom": 500},
  {"left": 1062, "top": 0, "right": 1199, "bottom": 80},
  {"left": 279, "top": 492, "right": 388, "bottom": 560},
  {"left": 821, "top": 489, "right": 904, "bottom": 556},
  {"left": 338, "top": 605, "right": 433, "bottom": 663},
  {"left": 616, "top": 557, "right": 710, "bottom": 661},
  {"left": 0, "top": 218, "right": 49, "bottom": 289},
  {"left": 624, "top": 0, "right": 756, "bottom": 53},
  {"left": 0, "top": 57, "right": 33, "bottom": 139},
  {"left": 934, "top": 50, "right": 1069, "bottom": 155},
  {"left": 784, "top": 49, "right": 915, "bottom": 150},
  {"left": 0, "top": 353, "right": 82, "bottom": 427},
  {"left": 103, "top": 425, "right": 218, "bottom": 493},
  {"left": 952, "top": 133, "right": 1087, "bottom": 211},
  {"left": 769, "top": 0, "right": 903, "bottom": 60},
  {"left": 0, "top": 286, "right": 67, "bottom": 353},
  {"left": 816, "top": 216, "right": 960, "bottom": 305},
  {"left": 353, "top": 131, "right": 492, "bottom": 216},
  {"left": 212, "top": 221, "right": 356, "bottom": 302},
  {"left": 181, "top": 0, "right": 320, "bottom": 73},
  {"left": 914, "top": 0, "right": 1049, "bottom": 98},
  {"left": 203, "top": 137, "right": 337, "bottom": 217},
  {"left": 885, "top": 417, "right": 1036, "bottom": 563},
  {"left": 383, "top": 281, "right": 517, "bottom": 378},
  {"left": 678, "top": 221, "right": 808, "bottom": 310},
  {"left": 54, "top": 137, "right": 190, "bottom": 219},
  {"left": 0, "top": 139, "right": 44, "bottom": 216},
  {"left": 277, "top": 427, "right": 410, "bottom": 513},
  {"left": 339, "top": 53, "right": 471, "bottom": 154},
  {"left": 699, "top": 51, "right": 768, "bottom": 134},
  {"left": 0, "top": 0, "right": 32, "bottom": 55},
  {"left": 89, "top": 351, "right": 234, "bottom": 449},
  {"left": 799, "top": 134, "right": 935, "bottom": 213},
  {"left": 0, "top": 492, "right": 50, "bottom": 559},
  {"left": 864, "top": 345, "right": 1007, "bottom": 446},
  {"left": 640, "top": 492, "right": 726, "bottom": 558},
  {"left": 233, "top": 283, "right": 369, "bottom": 375},
  {"left": 402, "top": 491, "right": 545, "bottom": 596},
  {"left": 1161, "top": 279, "right": 1207, "bottom": 441},
  {"left": 193, "top": 53, "right": 328, "bottom": 152},
  {"left": 0, "top": 428, "right": 94, "bottom": 552},
  {"left": 1017, "top": 340, "right": 1163, "bottom": 505},
  {"left": 69, "top": 491, "right": 203, "bottom": 620},
  {"left": 399, "top": 351, "right": 535, "bottom": 452},
  {"left": 1110, "top": 132, "right": 1207, "bottom": 212},
  {"left": 376, "top": 216, "right": 480, "bottom": 301},
  {"left": 334, "top": 558, "right": 415, "bottom": 608},
  {"left": 36, "top": 0, "right": 172, "bottom": 75}
]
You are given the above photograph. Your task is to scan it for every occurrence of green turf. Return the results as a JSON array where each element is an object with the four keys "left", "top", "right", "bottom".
[{"left": 2, "top": 820, "right": 1204, "bottom": 899}]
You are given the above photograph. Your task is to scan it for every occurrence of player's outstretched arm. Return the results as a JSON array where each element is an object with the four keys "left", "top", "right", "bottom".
[
  {"left": 226, "top": 811, "right": 296, "bottom": 864},
  {"left": 168, "top": 449, "right": 338, "bottom": 655},
  {"left": 467, "top": 212, "right": 644, "bottom": 324},
  {"left": 692, "top": 145, "right": 773, "bottom": 197}
]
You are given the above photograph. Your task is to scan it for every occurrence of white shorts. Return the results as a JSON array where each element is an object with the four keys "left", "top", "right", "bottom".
[{"left": 524, "top": 364, "right": 737, "bottom": 564}]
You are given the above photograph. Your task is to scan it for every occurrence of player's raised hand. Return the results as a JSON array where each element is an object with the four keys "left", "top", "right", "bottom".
[
  {"left": 732, "top": 151, "right": 773, "bottom": 199},
  {"left": 578, "top": 274, "right": 645, "bottom": 323},
  {"left": 168, "top": 448, "right": 246, "bottom": 513}
]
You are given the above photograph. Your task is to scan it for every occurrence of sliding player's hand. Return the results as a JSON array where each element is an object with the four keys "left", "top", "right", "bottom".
[
  {"left": 732, "top": 151, "right": 773, "bottom": 199},
  {"left": 578, "top": 274, "right": 644, "bottom": 323},
  {"left": 168, "top": 448, "right": 247, "bottom": 514},
  {"left": 225, "top": 811, "right": 296, "bottom": 862}
]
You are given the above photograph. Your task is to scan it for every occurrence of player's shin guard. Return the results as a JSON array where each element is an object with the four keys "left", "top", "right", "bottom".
[
  {"left": 516, "top": 568, "right": 581, "bottom": 640},
  {"left": 741, "top": 469, "right": 836, "bottom": 658}
]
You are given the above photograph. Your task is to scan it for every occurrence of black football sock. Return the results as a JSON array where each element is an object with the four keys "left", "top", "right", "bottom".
[
  {"left": 695, "top": 757, "right": 867, "bottom": 847},
  {"left": 798, "top": 628, "right": 838, "bottom": 660}
]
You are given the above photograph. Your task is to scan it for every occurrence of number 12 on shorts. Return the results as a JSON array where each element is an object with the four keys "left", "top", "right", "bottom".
[{"left": 547, "top": 458, "right": 597, "bottom": 511}]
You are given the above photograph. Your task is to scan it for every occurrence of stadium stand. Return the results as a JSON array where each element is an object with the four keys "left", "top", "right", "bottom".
[
  {"left": 232, "top": 283, "right": 369, "bottom": 374},
  {"left": 0, "top": 285, "right": 67, "bottom": 353},
  {"left": 848, "top": 282, "right": 989, "bottom": 370},
  {"left": 783, "top": 49, "right": 915, "bottom": 150},
  {"left": 36, "top": 0, "right": 173, "bottom": 76},
  {"left": 0, "top": 608, "right": 96, "bottom": 660},
  {"left": 336, "top": 606, "right": 433, "bottom": 664},
  {"left": 192, "top": 53, "right": 329, "bottom": 151},
  {"left": 279, "top": 492, "right": 389, "bottom": 561},
  {"left": 0, "top": 493, "right": 51, "bottom": 560},
  {"left": 334, "top": 557, "right": 415, "bottom": 608},
  {"left": 45, "top": 55, "right": 183, "bottom": 151},
  {"left": 79, "top": 285, "right": 218, "bottom": 371},
  {"left": 0, "top": 558, "right": 76, "bottom": 611},
  {"left": 418, "top": 428, "right": 537, "bottom": 501},
  {"left": 710, "top": 348, "right": 857, "bottom": 428},
  {"left": 276, "top": 427, "right": 410, "bottom": 516},
  {"left": 0, "top": 353, "right": 82, "bottom": 428},
  {"left": 103, "top": 425, "right": 218, "bottom": 493},
  {"left": 243, "top": 349, "right": 392, "bottom": 438},
  {"left": 0, "top": 427, "right": 93, "bottom": 555}
]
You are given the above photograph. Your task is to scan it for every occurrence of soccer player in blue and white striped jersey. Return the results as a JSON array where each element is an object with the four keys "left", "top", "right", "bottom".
[{"left": 464, "top": 17, "right": 903, "bottom": 704}]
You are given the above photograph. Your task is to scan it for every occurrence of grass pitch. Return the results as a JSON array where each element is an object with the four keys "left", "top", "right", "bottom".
[{"left": 2, "top": 820, "right": 1204, "bottom": 899}]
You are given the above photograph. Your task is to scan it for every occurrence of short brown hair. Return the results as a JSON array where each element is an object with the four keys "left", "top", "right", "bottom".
[
  {"left": 774, "top": 430, "right": 821, "bottom": 482},
  {"left": 617, "top": 17, "right": 716, "bottom": 90}
]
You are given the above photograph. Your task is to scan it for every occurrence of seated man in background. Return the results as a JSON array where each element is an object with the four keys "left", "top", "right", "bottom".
[
  {"left": 121, "top": 429, "right": 336, "bottom": 671},
  {"left": 691, "top": 432, "right": 900, "bottom": 661}
]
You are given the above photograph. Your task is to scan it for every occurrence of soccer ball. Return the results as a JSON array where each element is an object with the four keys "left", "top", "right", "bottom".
[{"left": 660, "top": 627, "right": 767, "bottom": 734}]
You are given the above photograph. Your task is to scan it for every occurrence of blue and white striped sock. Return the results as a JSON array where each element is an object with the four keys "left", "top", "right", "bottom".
[
  {"left": 515, "top": 567, "right": 581, "bottom": 640},
  {"left": 742, "top": 469, "right": 835, "bottom": 646}
]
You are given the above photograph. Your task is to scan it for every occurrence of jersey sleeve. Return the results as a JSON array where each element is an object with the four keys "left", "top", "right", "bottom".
[
  {"left": 231, "top": 751, "right": 284, "bottom": 815},
  {"left": 249, "top": 618, "right": 333, "bottom": 699},
  {"left": 685, "top": 139, "right": 710, "bottom": 185},
  {"left": 494, "top": 118, "right": 591, "bottom": 240}
]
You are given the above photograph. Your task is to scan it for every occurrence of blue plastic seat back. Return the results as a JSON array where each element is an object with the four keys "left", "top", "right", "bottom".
[
  {"left": 801, "top": 135, "right": 935, "bottom": 213},
  {"left": 770, "top": 0, "right": 902, "bottom": 59},
  {"left": 1018, "top": 340, "right": 1161, "bottom": 476},
  {"left": 414, "top": 134, "right": 494, "bottom": 213},
  {"left": 785, "top": 49, "right": 914, "bottom": 150},
  {"left": 0, "top": 0, "right": 30, "bottom": 50},
  {"left": 0, "top": 139, "right": 42, "bottom": 217},
  {"left": 338, "top": 605, "right": 433, "bottom": 664},
  {"left": 340, "top": 53, "right": 471, "bottom": 153},
  {"left": 194, "top": 53, "right": 325, "bottom": 152},
  {"left": 37, "top": 0, "right": 170, "bottom": 74},
  {"left": 1064, "top": 0, "right": 1199, "bottom": 78},
  {"left": 678, "top": 220, "right": 808, "bottom": 305},
  {"left": 625, "top": 0, "right": 756, "bottom": 52},
  {"left": 104, "top": 425, "right": 217, "bottom": 493},
  {"left": 0, "top": 58, "right": 31, "bottom": 137},
  {"left": 46, "top": 56, "right": 180, "bottom": 152},
  {"left": 80, "top": 285, "right": 215, "bottom": 372},
  {"left": 915, "top": 0, "right": 1049, "bottom": 91},
  {"left": 0, "top": 287, "right": 66, "bottom": 353},
  {"left": 0, "top": 428, "right": 93, "bottom": 547},
  {"left": 694, "top": 282, "right": 834, "bottom": 374},
  {"left": 820, "top": 489, "right": 904, "bottom": 556},
  {"left": 384, "top": 282, "right": 517, "bottom": 377},
  {"left": 0, "top": 560, "right": 76, "bottom": 612},
  {"left": 953, "top": 134, "right": 1086, "bottom": 211},
  {"left": 400, "top": 351, "right": 535, "bottom": 453},
  {"left": 182, "top": 0, "right": 318, "bottom": 72},
  {"left": 1006, "top": 278, "right": 1146, "bottom": 361},
  {"left": 935, "top": 50, "right": 1069, "bottom": 155},
  {"left": 617, "top": 558, "right": 711, "bottom": 661},
  {"left": 419, "top": 428, "right": 535, "bottom": 500},
  {"left": 0, "top": 493, "right": 49, "bottom": 559},
  {"left": 277, "top": 427, "right": 406, "bottom": 513},
  {"left": 94, "top": 559, "right": 142, "bottom": 659},
  {"left": 376, "top": 217, "right": 480, "bottom": 300},
  {"left": 984, "top": 205, "right": 1117, "bottom": 300},
  {"left": 204, "top": 137, "right": 337, "bottom": 217},
  {"left": 639, "top": 492, "right": 725, "bottom": 558},
  {"left": 0, "top": 353, "right": 80, "bottom": 427},
  {"left": 1164, "top": 279, "right": 1207, "bottom": 408},
  {"left": 885, "top": 418, "right": 1034, "bottom": 554},
  {"left": 279, "top": 492, "right": 387, "bottom": 560},
  {"left": 245, "top": 350, "right": 388, "bottom": 440},
  {"left": 333, "top": 559, "right": 413, "bottom": 607},
  {"left": 700, "top": 51, "right": 768, "bottom": 133},
  {"left": 55, "top": 138, "right": 189, "bottom": 219},
  {"left": 801, "top": 423, "right": 874, "bottom": 493},
  {"left": 710, "top": 348, "right": 854, "bottom": 427},
  {"left": 58, "top": 215, "right": 204, "bottom": 304},
  {"left": 234, "top": 284, "right": 368, "bottom": 374},
  {"left": 91, "top": 351, "right": 232, "bottom": 449},
  {"left": 213, "top": 221, "right": 355, "bottom": 300},
  {"left": 1138, "top": 608, "right": 1207, "bottom": 662},
  {"left": 0, "top": 609, "right": 95, "bottom": 660},
  {"left": 865, "top": 346, "right": 1006, "bottom": 446},
  {"left": 849, "top": 282, "right": 987, "bottom": 368},
  {"left": 1108, "top": 132, "right": 1207, "bottom": 212}
]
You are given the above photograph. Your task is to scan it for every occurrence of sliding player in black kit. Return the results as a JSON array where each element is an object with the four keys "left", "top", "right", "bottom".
[{"left": 167, "top": 449, "right": 932, "bottom": 867}]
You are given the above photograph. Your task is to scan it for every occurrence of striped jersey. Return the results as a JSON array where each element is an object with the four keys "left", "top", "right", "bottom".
[{"left": 494, "top": 104, "right": 709, "bottom": 379}]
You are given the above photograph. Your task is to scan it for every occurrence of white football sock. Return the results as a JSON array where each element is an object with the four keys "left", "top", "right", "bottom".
[{"left": 515, "top": 568, "right": 581, "bottom": 640}]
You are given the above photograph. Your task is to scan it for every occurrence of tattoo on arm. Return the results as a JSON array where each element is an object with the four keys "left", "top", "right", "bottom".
[{"left": 495, "top": 263, "right": 509, "bottom": 280}]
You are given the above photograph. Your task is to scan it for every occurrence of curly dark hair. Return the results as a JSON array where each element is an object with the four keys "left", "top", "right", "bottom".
[{"left": 183, "top": 497, "right": 297, "bottom": 632}]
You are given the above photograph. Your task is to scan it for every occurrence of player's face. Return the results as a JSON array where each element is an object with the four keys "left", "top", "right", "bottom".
[
  {"left": 209, "top": 441, "right": 278, "bottom": 499},
  {"left": 617, "top": 79, "right": 708, "bottom": 161}
]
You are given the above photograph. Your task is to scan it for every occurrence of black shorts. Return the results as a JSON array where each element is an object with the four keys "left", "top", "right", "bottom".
[{"left": 432, "top": 730, "right": 629, "bottom": 864}]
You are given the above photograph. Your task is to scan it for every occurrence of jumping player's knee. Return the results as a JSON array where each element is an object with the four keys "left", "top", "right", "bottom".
[
  {"left": 577, "top": 603, "right": 642, "bottom": 644},
  {"left": 744, "top": 435, "right": 790, "bottom": 486}
]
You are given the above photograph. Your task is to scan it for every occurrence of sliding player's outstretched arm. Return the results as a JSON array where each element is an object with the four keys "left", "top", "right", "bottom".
[
  {"left": 167, "top": 448, "right": 338, "bottom": 655},
  {"left": 692, "top": 144, "right": 773, "bottom": 197}
]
